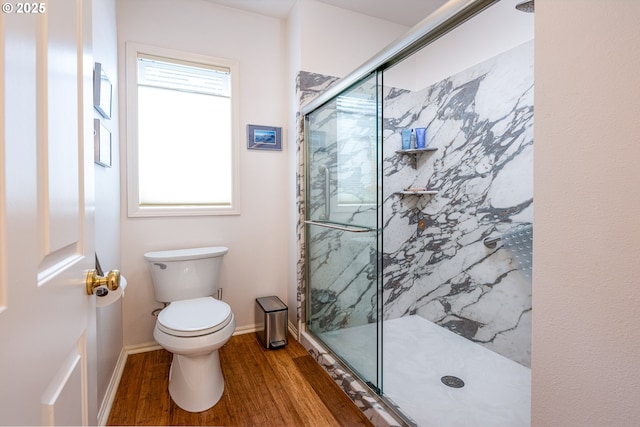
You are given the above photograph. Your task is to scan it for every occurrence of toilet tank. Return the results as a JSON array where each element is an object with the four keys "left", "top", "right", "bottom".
[{"left": 143, "top": 246, "right": 229, "bottom": 303}]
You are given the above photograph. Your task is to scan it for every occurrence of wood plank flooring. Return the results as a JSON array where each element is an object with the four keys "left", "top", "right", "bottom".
[{"left": 107, "top": 333, "right": 374, "bottom": 426}]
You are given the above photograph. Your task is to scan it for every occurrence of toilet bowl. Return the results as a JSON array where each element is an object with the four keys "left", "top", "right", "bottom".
[{"left": 144, "top": 247, "right": 235, "bottom": 412}]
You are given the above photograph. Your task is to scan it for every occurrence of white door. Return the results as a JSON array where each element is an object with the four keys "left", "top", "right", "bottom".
[{"left": 0, "top": 1, "right": 96, "bottom": 425}]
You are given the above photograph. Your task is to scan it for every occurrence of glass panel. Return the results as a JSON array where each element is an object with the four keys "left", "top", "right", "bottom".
[
  {"left": 306, "top": 72, "right": 382, "bottom": 392},
  {"left": 306, "top": 226, "right": 378, "bottom": 382},
  {"left": 307, "top": 75, "right": 378, "bottom": 229}
]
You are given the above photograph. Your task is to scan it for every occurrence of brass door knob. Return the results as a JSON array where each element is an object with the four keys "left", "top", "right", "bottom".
[{"left": 86, "top": 269, "right": 120, "bottom": 295}]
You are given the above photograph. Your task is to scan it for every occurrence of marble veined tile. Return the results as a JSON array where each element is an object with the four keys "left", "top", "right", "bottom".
[{"left": 382, "top": 41, "right": 534, "bottom": 366}]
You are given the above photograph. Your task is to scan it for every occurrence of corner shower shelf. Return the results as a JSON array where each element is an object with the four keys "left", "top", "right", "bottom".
[
  {"left": 394, "top": 148, "right": 438, "bottom": 198},
  {"left": 395, "top": 147, "right": 438, "bottom": 155}
]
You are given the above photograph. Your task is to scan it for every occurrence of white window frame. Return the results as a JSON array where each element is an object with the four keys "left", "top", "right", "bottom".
[{"left": 125, "top": 42, "right": 240, "bottom": 217}]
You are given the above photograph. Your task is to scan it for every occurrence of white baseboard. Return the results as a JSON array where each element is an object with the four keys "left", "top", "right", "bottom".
[
  {"left": 97, "top": 348, "right": 128, "bottom": 426},
  {"left": 288, "top": 320, "right": 298, "bottom": 339},
  {"left": 96, "top": 342, "right": 160, "bottom": 425},
  {"left": 234, "top": 321, "right": 298, "bottom": 339},
  {"left": 125, "top": 341, "right": 163, "bottom": 354},
  {"left": 233, "top": 323, "right": 258, "bottom": 335}
]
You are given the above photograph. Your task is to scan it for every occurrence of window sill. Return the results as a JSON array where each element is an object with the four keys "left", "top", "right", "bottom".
[{"left": 127, "top": 204, "right": 241, "bottom": 218}]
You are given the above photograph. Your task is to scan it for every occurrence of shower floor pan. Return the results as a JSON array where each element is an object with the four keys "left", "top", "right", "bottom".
[{"left": 317, "top": 315, "right": 530, "bottom": 427}]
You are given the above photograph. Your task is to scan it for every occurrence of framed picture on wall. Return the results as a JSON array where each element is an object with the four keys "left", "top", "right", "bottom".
[
  {"left": 93, "top": 62, "right": 113, "bottom": 119},
  {"left": 247, "top": 124, "right": 282, "bottom": 151}
]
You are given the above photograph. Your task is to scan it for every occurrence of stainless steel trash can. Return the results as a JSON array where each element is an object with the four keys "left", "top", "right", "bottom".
[{"left": 255, "top": 296, "right": 288, "bottom": 349}]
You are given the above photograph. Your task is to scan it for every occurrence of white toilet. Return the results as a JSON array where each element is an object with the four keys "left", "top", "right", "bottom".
[{"left": 144, "top": 246, "right": 236, "bottom": 413}]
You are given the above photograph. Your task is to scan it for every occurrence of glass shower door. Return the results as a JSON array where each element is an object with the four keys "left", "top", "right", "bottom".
[{"left": 305, "top": 72, "right": 383, "bottom": 392}]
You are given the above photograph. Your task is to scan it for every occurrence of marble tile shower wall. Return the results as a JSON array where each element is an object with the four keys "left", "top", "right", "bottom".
[
  {"left": 383, "top": 41, "right": 533, "bottom": 366},
  {"left": 297, "top": 41, "right": 533, "bottom": 367}
]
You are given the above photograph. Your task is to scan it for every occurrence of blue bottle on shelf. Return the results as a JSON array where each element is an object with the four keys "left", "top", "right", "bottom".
[
  {"left": 415, "top": 127, "right": 427, "bottom": 148},
  {"left": 401, "top": 129, "right": 412, "bottom": 149}
]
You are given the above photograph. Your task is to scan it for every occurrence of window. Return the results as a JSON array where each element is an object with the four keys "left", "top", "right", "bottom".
[{"left": 126, "top": 43, "right": 239, "bottom": 216}]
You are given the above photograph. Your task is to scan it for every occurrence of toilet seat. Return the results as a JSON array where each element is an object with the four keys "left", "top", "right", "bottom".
[{"left": 157, "top": 296, "right": 232, "bottom": 338}]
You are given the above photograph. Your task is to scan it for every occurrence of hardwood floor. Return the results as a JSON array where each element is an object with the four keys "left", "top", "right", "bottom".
[{"left": 107, "top": 333, "right": 374, "bottom": 426}]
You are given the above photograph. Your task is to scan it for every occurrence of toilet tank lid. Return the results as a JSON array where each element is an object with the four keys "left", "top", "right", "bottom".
[{"left": 144, "top": 246, "right": 229, "bottom": 262}]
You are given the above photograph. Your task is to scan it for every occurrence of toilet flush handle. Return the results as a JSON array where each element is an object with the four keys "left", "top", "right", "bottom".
[
  {"left": 154, "top": 263, "right": 167, "bottom": 270},
  {"left": 86, "top": 269, "right": 120, "bottom": 295}
]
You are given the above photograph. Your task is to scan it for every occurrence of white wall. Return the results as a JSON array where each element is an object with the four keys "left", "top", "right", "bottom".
[
  {"left": 533, "top": 0, "right": 640, "bottom": 425},
  {"left": 297, "top": 0, "right": 408, "bottom": 79},
  {"left": 117, "top": 0, "right": 289, "bottom": 346},
  {"left": 412, "top": 0, "right": 534, "bottom": 90},
  {"left": 384, "top": 0, "right": 534, "bottom": 93},
  {"left": 92, "top": 0, "right": 122, "bottom": 416},
  {"left": 286, "top": 0, "right": 304, "bottom": 331}
]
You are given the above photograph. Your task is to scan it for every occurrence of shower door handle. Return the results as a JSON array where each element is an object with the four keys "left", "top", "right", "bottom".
[
  {"left": 318, "top": 165, "right": 330, "bottom": 221},
  {"left": 304, "top": 220, "right": 375, "bottom": 233}
]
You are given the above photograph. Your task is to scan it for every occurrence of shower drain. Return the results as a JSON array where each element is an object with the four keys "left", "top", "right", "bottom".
[{"left": 441, "top": 375, "right": 465, "bottom": 388}]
